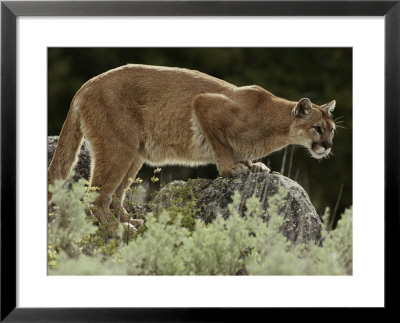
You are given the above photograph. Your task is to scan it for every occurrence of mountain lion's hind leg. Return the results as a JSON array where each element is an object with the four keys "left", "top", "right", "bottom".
[
  {"left": 110, "top": 158, "right": 144, "bottom": 229},
  {"left": 89, "top": 143, "right": 135, "bottom": 231}
]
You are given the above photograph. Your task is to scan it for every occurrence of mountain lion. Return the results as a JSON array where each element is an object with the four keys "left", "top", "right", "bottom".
[{"left": 48, "top": 64, "right": 336, "bottom": 229}]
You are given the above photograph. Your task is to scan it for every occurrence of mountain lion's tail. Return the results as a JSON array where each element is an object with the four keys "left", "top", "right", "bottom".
[{"left": 48, "top": 102, "right": 83, "bottom": 198}]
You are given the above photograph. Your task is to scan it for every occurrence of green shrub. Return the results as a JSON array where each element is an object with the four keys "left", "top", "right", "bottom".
[
  {"left": 48, "top": 180, "right": 352, "bottom": 276},
  {"left": 49, "top": 252, "right": 124, "bottom": 275},
  {"left": 48, "top": 178, "right": 98, "bottom": 268},
  {"left": 150, "top": 179, "right": 200, "bottom": 232},
  {"left": 118, "top": 211, "right": 190, "bottom": 275},
  {"left": 48, "top": 178, "right": 122, "bottom": 269}
]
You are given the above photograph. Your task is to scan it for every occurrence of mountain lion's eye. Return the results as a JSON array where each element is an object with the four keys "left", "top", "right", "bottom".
[{"left": 313, "top": 126, "right": 322, "bottom": 134}]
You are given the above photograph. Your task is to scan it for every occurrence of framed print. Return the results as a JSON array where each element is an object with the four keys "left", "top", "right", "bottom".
[{"left": 1, "top": 0, "right": 399, "bottom": 321}]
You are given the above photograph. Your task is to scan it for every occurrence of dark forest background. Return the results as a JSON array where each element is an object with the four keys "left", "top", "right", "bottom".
[{"left": 48, "top": 48, "right": 352, "bottom": 224}]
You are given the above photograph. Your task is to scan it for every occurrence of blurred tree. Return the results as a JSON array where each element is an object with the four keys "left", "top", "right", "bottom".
[{"left": 48, "top": 48, "right": 352, "bottom": 223}]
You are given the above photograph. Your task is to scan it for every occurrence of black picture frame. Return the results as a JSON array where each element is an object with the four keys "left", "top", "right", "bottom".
[{"left": 1, "top": 0, "right": 399, "bottom": 321}]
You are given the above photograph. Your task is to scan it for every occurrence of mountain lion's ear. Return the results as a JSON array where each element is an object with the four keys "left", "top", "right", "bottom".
[
  {"left": 293, "top": 98, "right": 312, "bottom": 117},
  {"left": 321, "top": 100, "right": 336, "bottom": 114}
]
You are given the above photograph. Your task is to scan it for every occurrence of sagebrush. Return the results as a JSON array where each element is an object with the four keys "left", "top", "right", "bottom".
[{"left": 48, "top": 179, "right": 352, "bottom": 275}]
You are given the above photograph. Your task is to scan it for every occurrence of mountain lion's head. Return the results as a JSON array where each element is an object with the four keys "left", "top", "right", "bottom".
[{"left": 290, "top": 98, "right": 336, "bottom": 159}]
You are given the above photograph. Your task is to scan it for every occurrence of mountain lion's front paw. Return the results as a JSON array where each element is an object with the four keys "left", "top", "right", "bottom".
[
  {"left": 244, "top": 160, "right": 270, "bottom": 173},
  {"left": 220, "top": 163, "right": 249, "bottom": 177},
  {"left": 249, "top": 162, "right": 270, "bottom": 173}
]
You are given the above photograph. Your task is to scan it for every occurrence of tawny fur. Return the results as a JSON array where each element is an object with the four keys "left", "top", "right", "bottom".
[{"left": 48, "top": 64, "right": 336, "bottom": 227}]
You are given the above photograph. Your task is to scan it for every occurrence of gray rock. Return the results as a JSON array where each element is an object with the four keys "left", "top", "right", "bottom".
[{"left": 153, "top": 173, "right": 322, "bottom": 244}]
